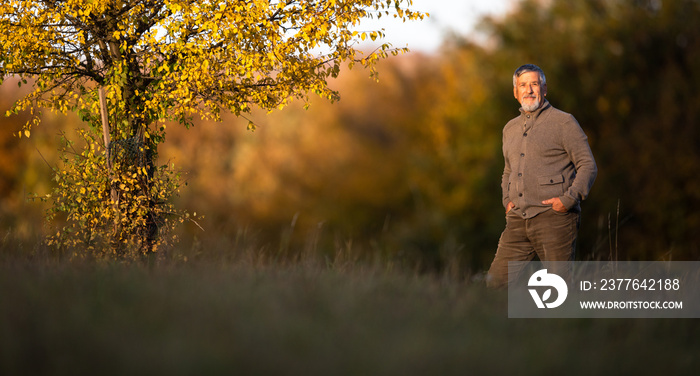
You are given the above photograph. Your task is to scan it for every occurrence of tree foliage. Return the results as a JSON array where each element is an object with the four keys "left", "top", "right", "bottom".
[
  {"left": 1, "top": 0, "right": 423, "bottom": 129},
  {"left": 0, "top": 0, "right": 425, "bottom": 256}
]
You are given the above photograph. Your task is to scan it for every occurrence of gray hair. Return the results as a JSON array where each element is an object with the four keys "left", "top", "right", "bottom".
[{"left": 513, "top": 64, "right": 547, "bottom": 87}]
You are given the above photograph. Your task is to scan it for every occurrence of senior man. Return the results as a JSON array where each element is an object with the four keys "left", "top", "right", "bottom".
[{"left": 486, "top": 64, "right": 597, "bottom": 288}]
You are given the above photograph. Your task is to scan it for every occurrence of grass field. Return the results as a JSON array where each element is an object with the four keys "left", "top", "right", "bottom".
[{"left": 1, "top": 240, "right": 698, "bottom": 376}]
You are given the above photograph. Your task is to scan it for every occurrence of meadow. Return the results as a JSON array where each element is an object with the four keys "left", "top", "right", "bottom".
[{"left": 1, "top": 235, "right": 698, "bottom": 376}]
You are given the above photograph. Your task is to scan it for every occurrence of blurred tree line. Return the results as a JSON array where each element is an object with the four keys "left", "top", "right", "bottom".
[{"left": 2, "top": 0, "right": 699, "bottom": 270}]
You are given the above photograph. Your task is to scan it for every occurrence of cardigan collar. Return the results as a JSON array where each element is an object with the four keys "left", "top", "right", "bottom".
[{"left": 519, "top": 99, "right": 551, "bottom": 119}]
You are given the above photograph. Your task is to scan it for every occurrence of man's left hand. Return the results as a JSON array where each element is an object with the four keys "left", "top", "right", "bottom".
[{"left": 542, "top": 197, "right": 567, "bottom": 213}]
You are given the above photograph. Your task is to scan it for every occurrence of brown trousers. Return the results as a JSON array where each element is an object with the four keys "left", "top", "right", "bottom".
[{"left": 487, "top": 209, "right": 580, "bottom": 289}]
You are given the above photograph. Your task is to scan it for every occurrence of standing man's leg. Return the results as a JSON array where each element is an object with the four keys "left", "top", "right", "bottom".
[
  {"left": 487, "top": 212, "right": 537, "bottom": 288},
  {"left": 528, "top": 210, "right": 580, "bottom": 282}
]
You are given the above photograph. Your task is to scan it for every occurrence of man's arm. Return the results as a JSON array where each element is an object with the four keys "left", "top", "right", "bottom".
[
  {"left": 559, "top": 117, "right": 598, "bottom": 209},
  {"left": 501, "top": 132, "right": 513, "bottom": 211}
]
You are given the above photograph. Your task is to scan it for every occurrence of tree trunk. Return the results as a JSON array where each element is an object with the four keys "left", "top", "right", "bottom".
[{"left": 98, "top": 86, "right": 122, "bottom": 253}]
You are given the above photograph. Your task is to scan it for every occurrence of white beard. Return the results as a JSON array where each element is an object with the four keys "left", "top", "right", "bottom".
[{"left": 521, "top": 98, "right": 540, "bottom": 112}]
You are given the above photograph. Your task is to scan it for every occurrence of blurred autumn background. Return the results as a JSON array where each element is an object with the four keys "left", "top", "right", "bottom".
[{"left": 2, "top": 0, "right": 700, "bottom": 272}]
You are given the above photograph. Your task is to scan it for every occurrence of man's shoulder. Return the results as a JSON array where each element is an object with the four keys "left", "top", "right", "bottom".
[{"left": 543, "top": 104, "right": 577, "bottom": 123}]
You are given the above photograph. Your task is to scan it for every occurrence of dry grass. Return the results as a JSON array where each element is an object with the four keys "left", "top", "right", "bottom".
[{"left": 0, "top": 234, "right": 698, "bottom": 375}]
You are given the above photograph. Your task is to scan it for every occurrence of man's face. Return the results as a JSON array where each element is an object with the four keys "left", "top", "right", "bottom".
[{"left": 513, "top": 71, "right": 547, "bottom": 112}]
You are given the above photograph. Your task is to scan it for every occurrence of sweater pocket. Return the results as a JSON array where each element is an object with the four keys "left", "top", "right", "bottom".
[{"left": 537, "top": 174, "right": 565, "bottom": 201}]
